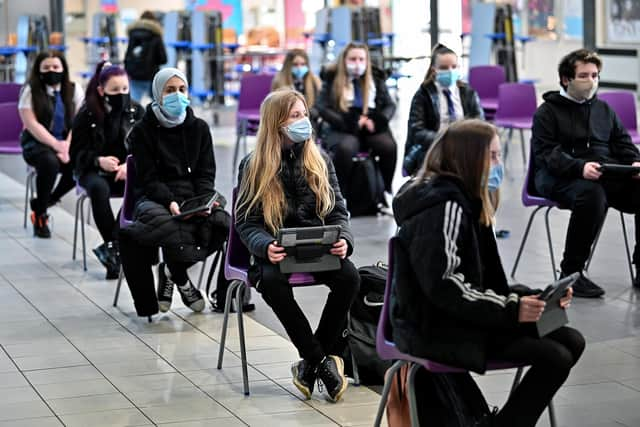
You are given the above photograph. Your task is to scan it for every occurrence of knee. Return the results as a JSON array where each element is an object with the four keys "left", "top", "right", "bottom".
[
  {"left": 537, "top": 343, "right": 576, "bottom": 373},
  {"left": 574, "top": 182, "right": 606, "bottom": 214},
  {"left": 335, "top": 261, "right": 361, "bottom": 299},
  {"left": 255, "top": 266, "right": 290, "bottom": 301},
  {"left": 37, "top": 152, "right": 60, "bottom": 175},
  {"left": 564, "top": 327, "right": 586, "bottom": 363},
  {"left": 86, "top": 178, "right": 110, "bottom": 201}
]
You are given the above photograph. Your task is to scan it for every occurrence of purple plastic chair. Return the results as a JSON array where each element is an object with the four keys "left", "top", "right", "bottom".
[
  {"left": 232, "top": 74, "right": 274, "bottom": 172},
  {"left": 598, "top": 91, "right": 640, "bottom": 144},
  {"left": 511, "top": 151, "right": 634, "bottom": 284},
  {"left": 468, "top": 65, "right": 506, "bottom": 118},
  {"left": 0, "top": 102, "right": 22, "bottom": 154},
  {"left": 494, "top": 83, "right": 537, "bottom": 165},
  {"left": 0, "top": 83, "right": 22, "bottom": 103},
  {"left": 217, "top": 187, "right": 317, "bottom": 396},
  {"left": 374, "top": 237, "right": 558, "bottom": 427}
]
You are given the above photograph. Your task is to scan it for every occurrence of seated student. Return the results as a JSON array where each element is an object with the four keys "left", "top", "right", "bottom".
[
  {"left": 19, "top": 50, "right": 84, "bottom": 238},
  {"left": 70, "top": 61, "right": 144, "bottom": 279},
  {"left": 119, "top": 68, "right": 229, "bottom": 317},
  {"left": 235, "top": 89, "right": 360, "bottom": 402},
  {"left": 271, "top": 49, "right": 321, "bottom": 111},
  {"left": 403, "top": 44, "right": 484, "bottom": 176},
  {"left": 315, "top": 42, "right": 396, "bottom": 197},
  {"left": 392, "top": 120, "right": 584, "bottom": 427},
  {"left": 532, "top": 49, "right": 640, "bottom": 296}
]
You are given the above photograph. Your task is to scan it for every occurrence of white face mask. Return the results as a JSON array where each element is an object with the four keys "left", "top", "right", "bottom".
[
  {"left": 346, "top": 62, "right": 366, "bottom": 77},
  {"left": 567, "top": 79, "right": 598, "bottom": 101}
]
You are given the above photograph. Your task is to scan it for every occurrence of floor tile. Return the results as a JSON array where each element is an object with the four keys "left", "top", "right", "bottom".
[
  {"left": 0, "top": 400, "right": 53, "bottom": 421},
  {"left": 241, "top": 410, "right": 339, "bottom": 426},
  {"left": 156, "top": 419, "right": 246, "bottom": 427},
  {"left": 59, "top": 408, "right": 152, "bottom": 427},
  {"left": 108, "top": 372, "right": 194, "bottom": 393},
  {"left": 0, "top": 417, "right": 63, "bottom": 427},
  {"left": 24, "top": 365, "right": 103, "bottom": 385},
  {"left": 141, "top": 399, "right": 233, "bottom": 424},
  {"left": 34, "top": 378, "right": 118, "bottom": 400},
  {"left": 47, "top": 392, "right": 134, "bottom": 415}
]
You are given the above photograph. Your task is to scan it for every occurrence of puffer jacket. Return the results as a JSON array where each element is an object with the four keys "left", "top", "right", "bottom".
[
  {"left": 235, "top": 143, "right": 354, "bottom": 260},
  {"left": 124, "top": 18, "right": 167, "bottom": 81},
  {"left": 392, "top": 176, "right": 535, "bottom": 373}
]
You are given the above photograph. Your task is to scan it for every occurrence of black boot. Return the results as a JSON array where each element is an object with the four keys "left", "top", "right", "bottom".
[{"left": 93, "top": 241, "right": 120, "bottom": 280}]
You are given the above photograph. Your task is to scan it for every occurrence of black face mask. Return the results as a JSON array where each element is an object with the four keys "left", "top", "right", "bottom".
[
  {"left": 40, "top": 71, "right": 64, "bottom": 86},
  {"left": 104, "top": 93, "right": 130, "bottom": 112}
]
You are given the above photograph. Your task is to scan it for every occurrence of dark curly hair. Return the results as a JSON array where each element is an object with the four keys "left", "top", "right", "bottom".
[{"left": 558, "top": 49, "right": 602, "bottom": 90}]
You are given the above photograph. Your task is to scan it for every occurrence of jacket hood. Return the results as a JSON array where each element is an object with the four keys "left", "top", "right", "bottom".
[
  {"left": 142, "top": 103, "right": 196, "bottom": 127},
  {"left": 393, "top": 175, "right": 472, "bottom": 225},
  {"left": 127, "top": 19, "right": 163, "bottom": 37}
]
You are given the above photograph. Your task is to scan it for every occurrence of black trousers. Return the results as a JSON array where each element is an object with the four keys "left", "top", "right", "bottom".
[
  {"left": 249, "top": 258, "right": 360, "bottom": 366},
  {"left": 487, "top": 326, "right": 585, "bottom": 427},
  {"left": 119, "top": 233, "right": 209, "bottom": 316},
  {"left": 327, "top": 130, "right": 397, "bottom": 195},
  {"left": 22, "top": 142, "right": 74, "bottom": 215},
  {"left": 546, "top": 177, "right": 640, "bottom": 273},
  {"left": 78, "top": 172, "right": 125, "bottom": 243}
]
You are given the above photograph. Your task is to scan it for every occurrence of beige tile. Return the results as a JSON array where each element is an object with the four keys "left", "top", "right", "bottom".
[
  {"left": 243, "top": 348, "right": 298, "bottom": 366},
  {"left": 0, "top": 372, "right": 29, "bottom": 389},
  {"left": 59, "top": 408, "right": 152, "bottom": 427},
  {"left": 241, "top": 410, "right": 339, "bottom": 426},
  {"left": 125, "top": 386, "right": 209, "bottom": 407},
  {"left": 13, "top": 352, "right": 89, "bottom": 371},
  {"left": 108, "top": 372, "right": 193, "bottom": 393},
  {"left": 0, "top": 386, "right": 42, "bottom": 404},
  {"left": 253, "top": 361, "right": 296, "bottom": 380},
  {"left": 47, "top": 392, "right": 133, "bottom": 415},
  {"left": 0, "top": 417, "right": 63, "bottom": 427},
  {"left": 316, "top": 403, "right": 383, "bottom": 426},
  {"left": 0, "top": 400, "right": 53, "bottom": 421},
  {"left": 157, "top": 418, "right": 246, "bottom": 427},
  {"left": 183, "top": 365, "right": 268, "bottom": 386},
  {"left": 171, "top": 353, "right": 243, "bottom": 371},
  {"left": 215, "top": 393, "right": 313, "bottom": 418},
  {"left": 24, "top": 365, "right": 103, "bottom": 385},
  {"left": 141, "top": 399, "right": 233, "bottom": 424},
  {"left": 34, "top": 378, "right": 118, "bottom": 400},
  {"left": 95, "top": 358, "right": 176, "bottom": 377}
]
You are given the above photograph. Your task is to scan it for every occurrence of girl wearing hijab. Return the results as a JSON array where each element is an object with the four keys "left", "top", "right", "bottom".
[
  {"left": 19, "top": 50, "right": 84, "bottom": 238},
  {"left": 120, "top": 68, "right": 229, "bottom": 318},
  {"left": 70, "top": 61, "right": 144, "bottom": 280}
]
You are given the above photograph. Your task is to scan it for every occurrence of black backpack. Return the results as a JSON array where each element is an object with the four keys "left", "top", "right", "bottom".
[
  {"left": 347, "top": 155, "right": 385, "bottom": 217},
  {"left": 124, "top": 33, "right": 156, "bottom": 80}
]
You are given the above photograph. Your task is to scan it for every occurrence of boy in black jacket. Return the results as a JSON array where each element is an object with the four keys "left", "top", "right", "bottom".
[{"left": 532, "top": 49, "right": 640, "bottom": 297}]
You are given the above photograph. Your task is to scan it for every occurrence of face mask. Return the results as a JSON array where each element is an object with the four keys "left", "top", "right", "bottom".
[
  {"left": 488, "top": 163, "right": 504, "bottom": 192},
  {"left": 346, "top": 62, "right": 366, "bottom": 77},
  {"left": 162, "top": 92, "right": 190, "bottom": 117},
  {"left": 435, "top": 69, "right": 460, "bottom": 87},
  {"left": 104, "top": 93, "right": 130, "bottom": 112},
  {"left": 283, "top": 117, "right": 312, "bottom": 143},
  {"left": 292, "top": 65, "right": 309, "bottom": 80},
  {"left": 41, "top": 71, "right": 64, "bottom": 86},
  {"left": 567, "top": 79, "right": 598, "bottom": 101}
]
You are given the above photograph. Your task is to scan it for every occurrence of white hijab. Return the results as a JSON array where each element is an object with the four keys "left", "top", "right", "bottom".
[{"left": 150, "top": 68, "right": 189, "bottom": 128}]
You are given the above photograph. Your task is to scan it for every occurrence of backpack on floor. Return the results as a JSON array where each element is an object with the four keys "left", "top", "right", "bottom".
[{"left": 347, "top": 155, "right": 385, "bottom": 217}]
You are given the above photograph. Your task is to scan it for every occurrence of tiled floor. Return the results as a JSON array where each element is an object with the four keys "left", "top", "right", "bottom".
[{"left": 0, "top": 79, "right": 639, "bottom": 426}]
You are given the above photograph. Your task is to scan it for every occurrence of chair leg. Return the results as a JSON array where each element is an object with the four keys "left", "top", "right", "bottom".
[
  {"left": 24, "top": 172, "right": 32, "bottom": 229},
  {"left": 619, "top": 211, "right": 635, "bottom": 285},
  {"left": 72, "top": 195, "right": 83, "bottom": 260},
  {"left": 544, "top": 206, "right": 558, "bottom": 280},
  {"left": 113, "top": 266, "right": 124, "bottom": 307},
  {"left": 407, "top": 363, "right": 422, "bottom": 427},
  {"left": 519, "top": 129, "right": 527, "bottom": 166},
  {"left": 503, "top": 128, "right": 514, "bottom": 166},
  {"left": 509, "top": 367, "right": 524, "bottom": 397},
  {"left": 548, "top": 399, "right": 558, "bottom": 427},
  {"left": 217, "top": 280, "right": 242, "bottom": 369},
  {"left": 236, "top": 283, "right": 250, "bottom": 396},
  {"left": 80, "top": 196, "right": 87, "bottom": 271},
  {"left": 511, "top": 206, "right": 544, "bottom": 278},
  {"left": 373, "top": 360, "right": 406, "bottom": 427}
]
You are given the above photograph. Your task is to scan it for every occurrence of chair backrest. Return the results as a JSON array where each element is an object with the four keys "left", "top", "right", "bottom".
[
  {"left": 468, "top": 65, "right": 506, "bottom": 100},
  {"left": 119, "top": 155, "right": 137, "bottom": 227},
  {"left": 237, "top": 73, "right": 274, "bottom": 112},
  {"left": 0, "top": 102, "right": 23, "bottom": 147},
  {"left": 598, "top": 91, "right": 639, "bottom": 133},
  {"left": 0, "top": 83, "right": 22, "bottom": 103},
  {"left": 494, "top": 83, "right": 537, "bottom": 120},
  {"left": 227, "top": 187, "right": 252, "bottom": 272}
]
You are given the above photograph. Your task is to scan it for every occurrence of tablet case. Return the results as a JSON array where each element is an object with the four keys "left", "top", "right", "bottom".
[
  {"left": 278, "top": 226, "right": 341, "bottom": 274},
  {"left": 535, "top": 273, "right": 579, "bottom": 337}
]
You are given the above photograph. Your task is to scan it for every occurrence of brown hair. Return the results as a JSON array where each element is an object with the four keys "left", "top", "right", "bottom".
[
  {"left": 331, "top": 41, "right": 372, "bottom": 114},
  {"left": 416, "top": 119, "right": 498, "bottom": 226},
  {"left": 423, "top": 43, "right": 457, "bottom": 85},
  {"left": 271, "top": 49, "right": 321, "bottom": 107},
  {"left": 558, "top": 49, "right": 602, "bottom": 90}
]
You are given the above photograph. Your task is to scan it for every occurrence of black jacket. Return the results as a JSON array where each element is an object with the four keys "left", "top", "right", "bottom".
[
  {"left": 403, "top": 81, "right": 484, "bottom": 175},
  {"left": 392, "top": 176, "right": 533, "bottom": 373},
  {"left": 532, "top": 91, "right": 639, "bottom": 195},
  {"left": 236, "top": 143, "right": 354, "bottom": 260},
  {"left": 124, "top": 19, "right": 168, "bottom": 81},
  {"left": 70, "top": 102, "right": 144, "bottom": 177},
  {"left": 315, "top": 67, "right": 396, "bottom": 141},
  {"left": 127, "top": 105, "right": 216, "bottom": 208}
]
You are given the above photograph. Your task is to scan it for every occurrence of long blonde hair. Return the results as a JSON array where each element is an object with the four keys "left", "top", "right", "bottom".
[
  {"left": 271, "top": 49, "right": 321, "bottom": 107},
  {"left": 417, "top": 119, "right": 497, "bottom": 226},
  {"left": 236, "top": 89, "right": 335, "bottom": 234},
  {"left": 331, "top": 42, "right": 373, "bottom": 114}
]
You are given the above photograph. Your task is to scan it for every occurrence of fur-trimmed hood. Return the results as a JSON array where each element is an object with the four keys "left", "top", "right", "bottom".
[{"left": 127, "top": 18, "right": 163, "bottom": 37}]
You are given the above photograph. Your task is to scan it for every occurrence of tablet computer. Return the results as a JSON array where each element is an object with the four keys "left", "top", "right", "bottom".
[
  {"left": 173, "top": 193, "right": 218, "bottom": 220},
  {"left": 597, "top": 163, "right": 640, "bottom": 176},
  {"left": 277, "top": 225, "right": 342, "bottom": 274},
  {"left": 536, "top": 272, "right": 580, "bottom": 337}
]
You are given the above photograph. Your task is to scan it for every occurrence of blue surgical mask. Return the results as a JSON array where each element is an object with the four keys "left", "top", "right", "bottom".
[
  {"left": 292, "top": 65, "right": 309, "bottom": 80},
  {"left": 162, "top": 92, "right": 190, "bottom": 117},
  {"left": 283, "top": 117, "right": 312, "bottom": 143},
  {"left": 488, "top": 163, "right": 504, "bottom": 192},
  {"left": 436, "top": 69, "right": 460, "bottom": 87}
]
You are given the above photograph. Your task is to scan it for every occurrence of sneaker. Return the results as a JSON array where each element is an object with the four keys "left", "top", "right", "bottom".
[
  {"left": 316, "top": 355, "right": 348, "bottom": 403},
  {"left": 31, "top": 211, "right": 51, "bottom": 238},
  {"left": 562, "top": 271, "right": 605, "bottom": 298},
  {"left": 291, "top": 359, "right": 317, "bottom": 399},
  {"left": 156, "top": 262, "right": 174, "bottom": 313},
  {"left": 105, "top": 241, "right": 120, "bottom": 280},
  {"left": 92, "top": 243, "right": 109, "bottom": 268},
  {"left": 176, "top": 279, "right": 205, "bottom": 312}
]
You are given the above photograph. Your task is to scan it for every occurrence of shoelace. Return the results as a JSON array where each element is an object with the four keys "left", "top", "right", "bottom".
[
  {"left": 179, "top": 282, "right": 200, "bottom": 301},
  {"left": 161, "top": 280, "right": 174, "bottom": 299}
]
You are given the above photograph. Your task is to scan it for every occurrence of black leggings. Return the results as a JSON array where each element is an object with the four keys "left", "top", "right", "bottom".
[
  {"left": 327, "top": 130, "right": 397, "bottom": 195},
  {"left": 22, "top": 143, "right": 74, "bottom": 215},
  {"left": 78, "top": 172, "right": 124, "bottom": 243},
  {"left": 487, "top": 326, "right": 585, "bottom": 427},
  {"left": 249, "top": 258, "right": 360, "bottom": 366}
]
